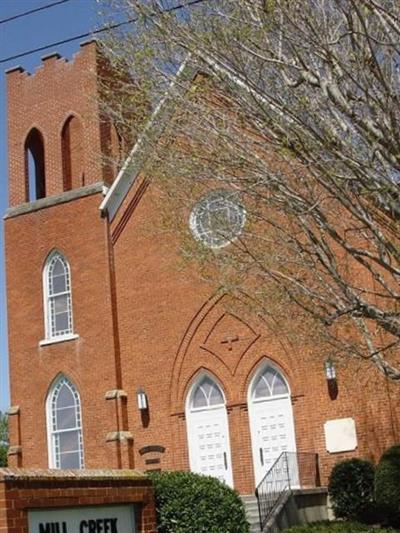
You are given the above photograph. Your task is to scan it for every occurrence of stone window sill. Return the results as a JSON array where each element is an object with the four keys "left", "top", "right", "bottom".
[{"left": 39, "top": 334, "right": 79, "bottom": 347}]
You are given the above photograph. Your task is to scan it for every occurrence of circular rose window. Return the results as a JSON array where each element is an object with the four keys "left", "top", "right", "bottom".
[{"left": 189, "top": 190, "right": 246, "bottom": 248}]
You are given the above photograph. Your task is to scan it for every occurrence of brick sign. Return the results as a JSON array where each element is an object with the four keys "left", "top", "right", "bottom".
[{"left": 28, "top": 505, "right": 136, "bottom": 533}]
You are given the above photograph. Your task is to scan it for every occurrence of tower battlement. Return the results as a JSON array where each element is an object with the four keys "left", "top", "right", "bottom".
[{"left": 6, "top": 40, "right": 96, "bottom": 79}]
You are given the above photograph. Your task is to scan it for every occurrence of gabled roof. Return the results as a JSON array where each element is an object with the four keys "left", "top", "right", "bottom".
[{"left": 100, "top": 58, "right": 196, "bottom": 221}]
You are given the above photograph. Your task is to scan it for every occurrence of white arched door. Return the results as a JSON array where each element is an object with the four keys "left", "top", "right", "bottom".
[
  {"left": 186, "top": 376, "right": 234, "bottom": 487},
  {"left": 248, "top": 365, "right": 297, "bottom": 486}
]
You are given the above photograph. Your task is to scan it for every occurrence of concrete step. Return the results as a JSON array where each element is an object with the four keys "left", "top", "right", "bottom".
[
  {"left": 241, "top": 494, "right": 257, "bottom": 502},
  {"left": 241, "top": 495, "right": 261, "bottom": 533}
]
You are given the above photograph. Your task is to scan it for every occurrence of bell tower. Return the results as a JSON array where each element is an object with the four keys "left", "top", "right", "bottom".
[{"left": 6, "top": 40, "right": 117, "bottom": 207}]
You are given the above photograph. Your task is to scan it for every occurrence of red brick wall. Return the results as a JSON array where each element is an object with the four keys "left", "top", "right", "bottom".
[
  {"left": 110, "top": 176, "right": 400, "bottom": 494},
  {"left": 5, "top": 192, "right": 122, "bottom": 470},
  {"left": 5, "top": 173, "right": 399, "bottom": 494},
  {"left": 0, "top": 469, "right": 156, "bottom": 533}
]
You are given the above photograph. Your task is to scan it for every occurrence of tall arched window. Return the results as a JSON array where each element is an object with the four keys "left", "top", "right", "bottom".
[
  {"left": 43, "top": 251, "right": 74, "bottom": 340},
  {"left": 47, "top": 376, "right": 84, "bottom": 469},
  {"left": 25, "top": 127, "right": 46, "bottom": 201},
  {"left": 61, "top": 115, "right": 84, "bottom": 191}
]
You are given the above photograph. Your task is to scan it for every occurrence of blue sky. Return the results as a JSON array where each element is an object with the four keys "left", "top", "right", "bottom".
[{"left": 0, "top": 0, "right": 104, "bottom": 412}]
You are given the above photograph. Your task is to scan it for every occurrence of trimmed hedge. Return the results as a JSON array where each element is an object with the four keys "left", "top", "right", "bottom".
[
  {"left": 328, "top": 458, "right": 375, "bottom": 520},
  {"left": 375, "top": 445, "right": 400, "bottom": 527},
  {"left": 148, "top": 471, "right": 250, "bottom": 533}
]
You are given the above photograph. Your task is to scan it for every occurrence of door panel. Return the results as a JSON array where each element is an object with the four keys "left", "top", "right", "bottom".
[
  {"left": 187, "top": 407, "right": 233, "bottom": 487},
  {"left": 251, "top": 397, "right": 297, "bottom": 486}
]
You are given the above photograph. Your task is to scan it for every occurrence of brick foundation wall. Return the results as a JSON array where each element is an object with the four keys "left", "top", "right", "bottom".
[{"left": 0, "top": 469, "right": 156, "bottom": 533}]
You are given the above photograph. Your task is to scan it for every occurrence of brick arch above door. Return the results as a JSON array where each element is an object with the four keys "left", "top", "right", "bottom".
[{"left": 169, "top": 290, "right": 298, "bottom": 414}]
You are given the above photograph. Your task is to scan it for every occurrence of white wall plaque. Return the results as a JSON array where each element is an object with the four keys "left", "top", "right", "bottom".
[
  {"left": 28, "top": 504, "right": 136, "bottom": 533},
  {"left": 324, "top": 417, "right": 357, "bottom": 453}
]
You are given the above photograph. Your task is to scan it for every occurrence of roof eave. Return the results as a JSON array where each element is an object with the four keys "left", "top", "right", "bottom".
[{"left": 100, "top": 56, "right": 196, "bottom": 221}]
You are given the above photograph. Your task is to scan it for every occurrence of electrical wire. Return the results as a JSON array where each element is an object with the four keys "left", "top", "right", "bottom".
[
  {"left": 0, "top": 0, "right": 206, "bottom": 64},
  {"left": 0, "top": 0, "right": 72, "bottom": 25}
]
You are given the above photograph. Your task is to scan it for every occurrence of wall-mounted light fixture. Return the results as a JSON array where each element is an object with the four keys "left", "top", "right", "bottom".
[
  {"left": 137, "top": 388, "right": 148, "bottom": 410},
  {"left": 324, "top": 358, "right": 338, "bottom": 400},
  {"left": 324, "top": 358, "right": 336, "bottom": 381}
]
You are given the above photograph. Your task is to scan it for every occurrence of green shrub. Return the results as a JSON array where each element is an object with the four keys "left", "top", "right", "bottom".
[
  {"left": 0, "top": 412, "right": 8, "bottom": 467},
  {"left": 0, "top": 446, "right": 7, "bottom": 467},
  {"left": 283, "top": 521, "right": 397, "bottom": 532},
  {"left": 328, "top": 458, "right": 375, "bottom": 520},
  {"left": 375, "top": 445, "right": 400, "bottom": 527},
  {"left": 148, "top": 470, "right": 249, "bottom": 533}
]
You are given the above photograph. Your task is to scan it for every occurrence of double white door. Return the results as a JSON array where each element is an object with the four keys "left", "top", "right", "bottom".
[{"left": 187, "top": 406, "right": 233, "bottom": 487}]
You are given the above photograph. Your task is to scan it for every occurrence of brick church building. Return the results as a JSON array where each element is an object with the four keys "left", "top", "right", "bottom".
[{"left": 3, "top": 41, "right": 399, "bottom": 497}]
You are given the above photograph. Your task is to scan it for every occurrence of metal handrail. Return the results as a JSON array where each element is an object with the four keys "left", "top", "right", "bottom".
[{"left": 255, "top": 451, "right": 320, "bottom": 532}]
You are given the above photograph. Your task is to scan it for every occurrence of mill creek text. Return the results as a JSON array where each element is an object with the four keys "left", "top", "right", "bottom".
[{"left": 38, "top": 519, "right": 119, "bottom": 533}]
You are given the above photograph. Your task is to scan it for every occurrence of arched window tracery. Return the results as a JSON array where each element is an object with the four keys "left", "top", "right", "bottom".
[
  {"left": 46, "top": 375, "right": 84, "bottom": 469},
  {"left": 190, "top": 376, "right": 225, "bottom": 409},
  {"left": 43, "top": 251, "right": 73, "bottom": 339},
  {"left": 252, "top": 365, "right": 289, "bottom": 400}
]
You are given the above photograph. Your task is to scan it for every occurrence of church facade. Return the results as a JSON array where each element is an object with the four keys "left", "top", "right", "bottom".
[{"left": 4, "top": 41, "right": 399, "bottom": 497}]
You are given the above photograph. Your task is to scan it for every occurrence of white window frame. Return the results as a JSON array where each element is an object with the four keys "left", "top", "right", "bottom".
[
  {"left": 46, "top": 375, "right": 85, "bottom": 469},
  {"left": 189, "top": 189, "right": 246, "bottom": 249},
  {"left": 42, "top": 250, "right": 77, "bottom": 344}
]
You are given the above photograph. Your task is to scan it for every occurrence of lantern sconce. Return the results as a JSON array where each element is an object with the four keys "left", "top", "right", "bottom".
[
  {"left": 324, "top": 358, "right": 338, "bottom": 400},
  {"left": 137, "top": 388, "right": 148, "bottom": 411},
  {"left": 324, "top": 358, "right": 336, "bottom": 381}
]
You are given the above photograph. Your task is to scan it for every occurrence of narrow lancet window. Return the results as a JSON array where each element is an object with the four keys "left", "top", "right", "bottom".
[
  {"left": 43, "top": 251, "right": 73, "bottom": 339},
  {"left": 47, "top": 376, "right": 84, "bottom": 469},
  {"left": 25, "top": 128, "right": 46, "bottom": 201},
  {"left": 62, "top": 115, "right": 84, "bottom": 191}
]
